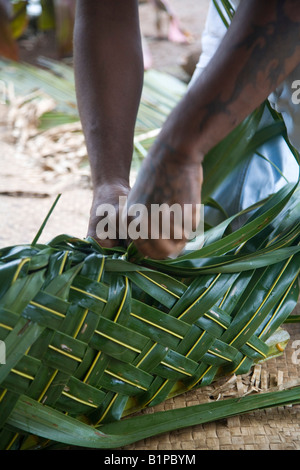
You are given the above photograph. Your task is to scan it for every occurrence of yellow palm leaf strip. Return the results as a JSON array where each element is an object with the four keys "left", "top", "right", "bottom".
[
  {"left": 0, "top": 323, "right": 13, "bottom": 331},
  {"left": 83, "top": 351, "right": 102, "bottom": 384},
  {"left": 187, "top": 365, "right": 213, "bottom": 390},
  {"left": 72, "top": 259, "right": 106, "bottom": 339},
  {"left": 11, "top": 369, "right": 35, "bottom": 380},
  {"left": 185, "top": 330, "right": 206, "bottom": 358},
  {"left": 11, "top": 258, "right": 30, "bottom": 284},
  {"left": 29, "top": 301, "right": 66, "bottom": 319},
  {"left": 70, "top": 286, "right": 107, "bottom": 304},
  {"left": 245, "top": 341, "right": 267, "bottom": 358},
  {"left": 61, "top": 391, "right": 99, "bottom": 408},
  {"left": 0, "top": 389, "right": 7, "bottom": 402},
  {"left": 229, "top": 256, "right": 293, "bottom": 347},
  {"left": 234, "top": 241, "right": 247, "bottom": 254},
  {"left": 218, "top": 285, "right": 232, "bottom": 309},
  {"left": 113, "top": 276, "right": 129, "bottom": 323},
  {"left": 178, "top": 273, "right": 222, "bottom": 320},
  {"left": 73, "top": 308, "right": 89, "bottom": 339},
  {"left": 266, "top": 232, "right": 283, "bottom": 247},
  {"left": 7, "top": 258, "right": 31, "bottom": 380},
  {"left": 231, "top": 355, "right": 248, "bottom": 375},
  {"left": 160, "top": 361, "right": 193, "bottom": 376},
  {"left": 6, "top": 433, "right": 19, "bottom": 450},
  {"left": 143, "top": 379, "right": 170, "bottom": 408},
  {"left": 104, "top": 370, "right": 147, "bottom": 391},
  {"left": 137, "top": 271, "right": 180, "bottom": 299},
  {"left": 130, "top": 312, "right": 184, "bottom": 340},
  {"left": 96, "top": 256, "right": 106, "bottom": 282},
  {"left": 206, "top": 349, "right": 232, "bottom": 362},
  {"left": 135, "top": 342, "right": 158, "bottom": 368},
  {"left": 265, "top": 220, "right": 300, "bottom": 248},
  {"left": 259, "top": 270, "right": 300, "bottom": 339},
  {"left": 58, "top": 251, "right": 69, "bottom": 275},
  {"left": 94, "top": 329, "right": 142, "bottom": 354},
  {"left": 203, "top": 311, "right": 228, "bottom": 329},
  {"left": 48, "top": 344, "right": 83, "bottom": 362},
  {"left": 94, "top": 393, "right": 119, "bottom": 426}
]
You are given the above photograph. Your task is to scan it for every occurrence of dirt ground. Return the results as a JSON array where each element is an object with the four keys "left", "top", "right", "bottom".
[{"left": 0, "top": 0, "right": 210, "bottom": 247}]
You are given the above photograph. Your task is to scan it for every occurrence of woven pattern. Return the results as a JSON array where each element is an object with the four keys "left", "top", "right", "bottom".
[
  {"left": 0, "top": 217, "right": 299, "bottom": 449},
  {"left": 123, "top": 319, "right": 300, "bottom": 451}
]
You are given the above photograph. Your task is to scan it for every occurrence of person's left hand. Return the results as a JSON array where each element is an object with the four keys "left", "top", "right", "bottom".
[{"left": 87, "top": 180, "right": 131, "bottom": 248}]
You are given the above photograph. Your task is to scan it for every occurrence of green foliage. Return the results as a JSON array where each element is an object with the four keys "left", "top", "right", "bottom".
[{"left": 0, "top": 178, "right": 299, "bottom": 449}]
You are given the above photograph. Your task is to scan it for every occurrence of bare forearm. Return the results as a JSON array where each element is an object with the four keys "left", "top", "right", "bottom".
[
  {"left": 73, "top": 0, "right": 144, "bottom": 188},
  {"left": 158, "top": 0, "right": 300, "bottom": 162}
]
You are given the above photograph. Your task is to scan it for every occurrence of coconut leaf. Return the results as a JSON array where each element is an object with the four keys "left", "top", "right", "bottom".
[
  {"left": 0, "top": 178, "right": 299, "bottom": 449},
  {"left": 3, "top": 383, "right": 299, "bottom": 449}
]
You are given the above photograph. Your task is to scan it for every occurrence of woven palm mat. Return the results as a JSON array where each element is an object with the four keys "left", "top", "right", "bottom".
[{"left": 121, "top": 303, "right": 300, "bottom": 451}]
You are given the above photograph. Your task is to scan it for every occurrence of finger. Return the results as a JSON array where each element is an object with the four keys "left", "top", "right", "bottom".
[{"left": 132, "top": 237, "right": 186, "bottom": 260}]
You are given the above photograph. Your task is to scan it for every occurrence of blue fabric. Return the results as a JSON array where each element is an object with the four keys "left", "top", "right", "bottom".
[
  {"left": 191, "top": 0, "right": 300, "bottom": 227},
  {"left": 204, "top": 108, "right": 299, "bottom": 227}
]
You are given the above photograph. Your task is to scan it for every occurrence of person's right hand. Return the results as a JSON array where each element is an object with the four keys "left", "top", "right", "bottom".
[
  {"left": 87, "top": 181, "right": 130, "bottom": 249},
  {"left": 126, "top": 140, "right": 203, "bottom": 260}
]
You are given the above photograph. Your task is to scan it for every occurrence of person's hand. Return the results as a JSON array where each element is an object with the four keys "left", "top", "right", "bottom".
[
  {"left": 126, "top": 141, "right": 203, "bottom": 259},
  {"left": 87, "top": 181, "right": 130, "bottom": 248}
]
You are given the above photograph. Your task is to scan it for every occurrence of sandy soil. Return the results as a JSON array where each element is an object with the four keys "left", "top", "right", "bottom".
[{"left": 0, "top": 1, "right": 210, "bottom": 248}]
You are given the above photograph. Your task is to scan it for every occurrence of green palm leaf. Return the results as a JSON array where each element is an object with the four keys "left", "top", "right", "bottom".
[
  {"left": 4, "top": 383, "right": 299, "bottom": 450},
  {"left": 0, "top": 176, "right": 299, "bottom": 449}
]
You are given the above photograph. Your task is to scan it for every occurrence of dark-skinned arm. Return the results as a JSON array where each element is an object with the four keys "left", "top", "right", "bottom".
[
  {"left": 127, "top": 0, "right": 300, "bottom": 259},
  {"left": 73, "top": 0, "right": 143, "bottom": 247}
]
